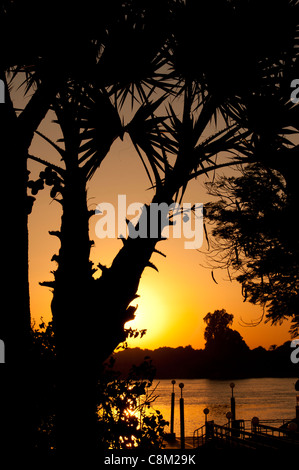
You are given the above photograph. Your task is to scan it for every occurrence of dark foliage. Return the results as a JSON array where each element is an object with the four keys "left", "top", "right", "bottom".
[
  {"left": 29, "top": 322, "right": 168, "bottom": 454},
  {"left": 205, "top": 164, "right": 299, "bottom": 336}
]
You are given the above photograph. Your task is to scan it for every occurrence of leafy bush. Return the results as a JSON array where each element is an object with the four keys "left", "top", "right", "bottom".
[
  {"left": 97, "top": 357, "right": 169, "bottom": 449},
  {"left": 31, "top": 322, "right": 168, "bottom": 452}
]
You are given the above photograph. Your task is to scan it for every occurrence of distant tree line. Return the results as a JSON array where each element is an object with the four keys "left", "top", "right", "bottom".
[
  {"left": 113, "top": 341, "right": 298, "bottom": 379},
  {"left": 113, "top": 310, "right": 298, "bottom": 379}
]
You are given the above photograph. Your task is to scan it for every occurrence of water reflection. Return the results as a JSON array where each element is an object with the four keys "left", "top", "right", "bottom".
[{"left": 150, "top": 378, "right": 297, "bottom": 436}]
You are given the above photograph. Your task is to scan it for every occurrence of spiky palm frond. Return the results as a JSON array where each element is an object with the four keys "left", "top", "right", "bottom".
[
  {"left": 125, "top": 95, "right": 176, "bottom": 189},
  {"left": 31, "top": 82, "right": 124, "bottom": 185},
  {"left": 96, "top": 0, "right": 178, "bottom": 108},
  {"left": 77, "top": 87, "right": 124, "bottom": 180},
  {"left": 123, "top": 76, "right": 250, "bottom": 204}
]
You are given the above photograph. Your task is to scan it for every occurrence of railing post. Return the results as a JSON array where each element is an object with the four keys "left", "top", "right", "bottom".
[
  {"left": 226, "top": 411, "right": 232, "bottom": 440},
  {"left": 251, "top": 416, "right": 259, "bottom": 434}
]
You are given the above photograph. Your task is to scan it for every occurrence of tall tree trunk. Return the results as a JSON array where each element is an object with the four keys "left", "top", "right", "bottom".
[
  {"left": 0, "top": 81, "right": 33, "bottom": 456},
  {"left": 50, "top": 168, "right": 99, "bottom": 457},
  {"left": 95, "top": 191, "right": 176, "bottom": 361},
  {"left": 0, "top": 73, "right": 59, "bottom": 456},
  {"left": 0, "top": 78, "right": 31, "bottom": 362},
  {"left": 50, "top": 167, "right": 175, "bottom": 455},
  {"left": 0, "top": 72, "right": 60, "bottom": 357}
]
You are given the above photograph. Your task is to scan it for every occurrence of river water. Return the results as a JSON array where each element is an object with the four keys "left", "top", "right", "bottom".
[{"left": 148, "top": 378, "right": 298, "bottom": 436}]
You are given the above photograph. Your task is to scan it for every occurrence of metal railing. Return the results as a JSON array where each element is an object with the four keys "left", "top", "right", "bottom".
[
  {"left": 252, "top": 423, "right": 299, "bottom": 445},
  {"left": 193, "top": 424, "right": 206, "bottom": 448},
  {"left": 193, "top": 420, "right": 299, "bottom": 450}
]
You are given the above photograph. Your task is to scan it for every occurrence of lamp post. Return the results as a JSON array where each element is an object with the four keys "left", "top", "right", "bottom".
[
  {"left": 170, "top": 380, "right": 176, "bottom": 438},
  {"left": 203, "top": 408, "right": 213, "bottom": 440},
  {"left": 230, "top": 382, "right": 236, "bottom": 422},
  {"left": 179, "top": 383, "right": 185, "bottom": 450},
  {"left": 203, "top": 407, "right": 210, "bottom": 425}
]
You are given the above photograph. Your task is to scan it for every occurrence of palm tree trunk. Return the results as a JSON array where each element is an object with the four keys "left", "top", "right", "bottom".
[
  {"left": 50, "top": 168, "right": 174, "bottom": 454},
  {"left": 94, "top": 191, "right": 175, "bottom": 361},
  {"left": 0, "top": 72, "right": 59, "bottom": 359},
  {"left": 0, "top": 78, "right": 31, "bottom": 362},
  {"left": 50, "top": 169, "right": 100, "bottom": 457},
  {"left": 0, "top": 72, "right": 59, "bottom": 456},
  {"left": 0, "top": 103, "right": 37, "bottom": 459},
  {"left": 0, "top": 138, "right": 33, "bottom": 456}
]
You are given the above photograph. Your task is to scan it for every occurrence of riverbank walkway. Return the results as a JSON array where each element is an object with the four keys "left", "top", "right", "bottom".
[{"left": 163, "top": 418, "right": 299, "bottom": 451}]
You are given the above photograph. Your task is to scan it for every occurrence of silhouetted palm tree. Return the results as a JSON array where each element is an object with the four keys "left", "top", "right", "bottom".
[
  {"left": 29, "top": 83, "right": 124, "bottom": 455},
  {"left": 95, "top": 0, "right": 299, "bottom": 360},
  {"left": 0, "top": 0, "right": 110, "bottom": 456},
  {"left": 1, "top": 0, "right": 174, "bottom": 457},
  {"left": 25, "top": 1, "right": 177, "bottom": 457}
]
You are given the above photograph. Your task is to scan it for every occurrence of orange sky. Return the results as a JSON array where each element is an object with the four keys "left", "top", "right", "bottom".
[{"left": 28, "top": 125, "right": 292, "bottom": 352}]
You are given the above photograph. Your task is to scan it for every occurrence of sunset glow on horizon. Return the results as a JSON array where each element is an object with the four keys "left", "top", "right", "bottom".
[{"left": 28, "top": 133, "right": 292, "bottom": 352}]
